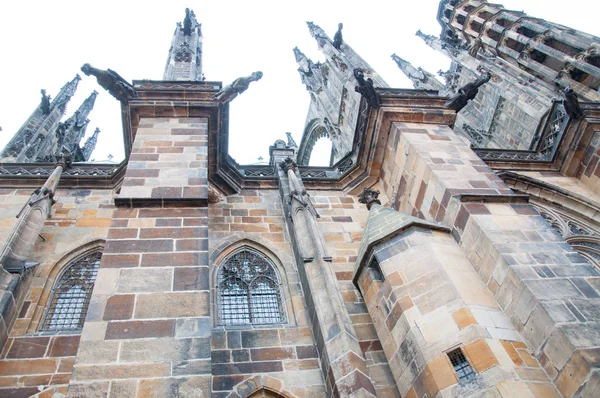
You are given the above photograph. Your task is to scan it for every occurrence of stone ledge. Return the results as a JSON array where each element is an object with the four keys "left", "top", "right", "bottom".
[{"left": 114, "top": 197, "right": 208, "bottom": 208}]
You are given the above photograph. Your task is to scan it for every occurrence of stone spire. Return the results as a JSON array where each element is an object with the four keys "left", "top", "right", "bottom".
[
  {"left": 163, "top": 8, "right": 203, "bottom": 81},
  {"left": 1, "top": 75, "right": 81, "bottom": 162},
  {"left": 296, "top": 21, "right": 388, "bottom": 166},
  {"left": 36, "top": 90, "right": 98, "bottom": 162},
  {"left": 62, "top": 91, "right": 98, "bottom": 154},
  {"left": 293, "top": 47, "right": 325, "bottom": 93},
  {"left": 391, "top": 54, "right": 446, "bottom": 92},
  {"left": 82, "top": 128, "right": 100, "bottom": 161}
]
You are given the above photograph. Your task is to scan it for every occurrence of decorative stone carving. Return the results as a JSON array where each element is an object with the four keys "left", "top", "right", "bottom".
[
  {"left": 183, "top": 8, "right": 198, "bottom": 36},
  {"left": 212, "top": 72, "right": 263, "bottom": 103},
  {"left": 40, "top": 89, "right": 51, "bottom": 115},
  {"left": 358, "top": 188, "right": 381, "bottom": 210},
  {"left": 354, "top": 68, "right": 381, "bottom": 109},
  {"left": 445, "top": 72, "right": 491, "bottom": 112},
  {"left": 285, "top": 132, "right": 298, "bottom": 148},
  {"left": 333, "top": 23, "right": 343, "bottom": 50},
  {"left": 279, "top": 157, "right": 297, "bottom": 172},
  {"left": 80, "top": 64, "right": 137, "bottom": 103},
  {"left": 562, "top": 86, "right": 584, "bottom": 120},
  {"left": 208, "top": 185, "right": 223, "bottom": 203}
]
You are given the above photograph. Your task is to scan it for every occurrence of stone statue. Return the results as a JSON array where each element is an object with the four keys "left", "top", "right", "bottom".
[
  {"left": 445, "top": 72, "right": 491, "bottom": 112},
  {"left": 354, "top": 68, "right": 381, "bottom": 109},
  {"left": 80, "top": 63, "right": 138, "bottom": 103},
  {"left": 212, "top": 72, "right": 263, "bottom": 103},
  {"left": 333, "top": 23, "right": 343, "bottom": 50},
  {"left": 40, "top": 89, "right": 51, "bottom": 115},
  {"left": 562, "top": 86, "right": 584, "bottom": 120},
  {"left": 183, "top": 8, "right": 197, "bottom": 36}
]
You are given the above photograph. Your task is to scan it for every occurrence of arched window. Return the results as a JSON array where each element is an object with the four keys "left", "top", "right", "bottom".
[
  {"left": 41, "top": 251, "right": 102, "bottom": 331},
  {"left": 218, "top": 248, "right": 286, "bottom": 326}
]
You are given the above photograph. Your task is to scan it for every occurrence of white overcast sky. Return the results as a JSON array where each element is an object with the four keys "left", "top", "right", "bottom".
[{"left": 0, "top": 0, "right": 598, "bottom": 165}]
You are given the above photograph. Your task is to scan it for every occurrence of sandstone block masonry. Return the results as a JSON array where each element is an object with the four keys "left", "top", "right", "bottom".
[
  {"left": 380, "top": 121, "right": 600, "bottom": 397},
  {"left": 0, "top": 188, "right": 113, "bottom": 397}
]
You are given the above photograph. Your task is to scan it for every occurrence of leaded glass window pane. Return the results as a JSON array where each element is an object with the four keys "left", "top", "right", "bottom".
[
  {"left": 41, "top": 251, "right": 102, "bottom": 331},
  {"left": 218, "top": 248, "right": 286, "bottom": 325}
]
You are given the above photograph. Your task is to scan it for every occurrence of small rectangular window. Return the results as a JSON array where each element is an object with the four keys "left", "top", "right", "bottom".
[{"left": 447, "top": 348, "right": 476, "bottom": 382}]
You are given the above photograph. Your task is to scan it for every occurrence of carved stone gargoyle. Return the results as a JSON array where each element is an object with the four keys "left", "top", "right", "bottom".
[
  {"left": 212, "top": 72, "right": 263, "bottom": 103},
  {"left": 332, "top": 23, "right": 343, "bottom": 50},
  {"left": 562, "top": 86, "right": 584, "bottom": 120},
  {"left": 445, "top": 72, "right": 491, "bottom": 112},
  {"left": 354, "top": 69, "right": 381, "bottom": 109},
  {"left": 81, "top": 63, "right": 138, "bottom": 103}
]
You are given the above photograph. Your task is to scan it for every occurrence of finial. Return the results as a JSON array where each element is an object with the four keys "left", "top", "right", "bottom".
[
  {"left": 286, "top": 132, "right": 298, "bottom": 148},
  {"left": 279, "top": 157, "right": 297, "bottom": 172},
  {"left": 358, "top": 188, "right": 381, "bottom": 210}
]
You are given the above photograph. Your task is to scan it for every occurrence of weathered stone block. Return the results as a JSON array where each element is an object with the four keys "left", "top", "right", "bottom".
[{"left": 134, "top": 292, "right": 209, "bottom": 318}]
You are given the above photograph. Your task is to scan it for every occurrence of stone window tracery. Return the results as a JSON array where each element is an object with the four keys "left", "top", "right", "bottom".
[
  {"left": 41, "top": 250, "right": 102, "bottom": 331},
  {"left": 218, "top": 248, "right": 286, "bottom": 326},
  {"left": 533, "top": 204, "right": 600, "bottom": 269}
]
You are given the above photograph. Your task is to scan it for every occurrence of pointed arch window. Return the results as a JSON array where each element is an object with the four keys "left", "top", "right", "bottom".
[
  {"left": 41, "top": 251, "right": 102, "bottom": 331},
  {"left": 218, "top": 248, "right": 286, "bottom": 326}
]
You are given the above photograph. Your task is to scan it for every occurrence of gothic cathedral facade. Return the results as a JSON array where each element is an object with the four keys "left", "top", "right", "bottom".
[{"left": 1, "top": 1, "right": 600, "bottom": 397}]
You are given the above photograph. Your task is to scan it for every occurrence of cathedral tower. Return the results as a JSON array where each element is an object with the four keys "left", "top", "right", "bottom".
[
  {"left": 163, "top": 8, "right": 203, "bottom": 81},
  {"left": 437, "top": 0, "right": 600, "bottom": 101},
  {"left": 418, "top": 0, "right": 600, "bottom": 150}
]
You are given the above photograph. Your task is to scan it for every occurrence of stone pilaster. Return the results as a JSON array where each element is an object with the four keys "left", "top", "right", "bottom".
[
  {"left": 68, "top": 118, "right": 211, "bottom": 396},
  {"left": 277, "top": 158, "right": 377, "bottom": 396}
]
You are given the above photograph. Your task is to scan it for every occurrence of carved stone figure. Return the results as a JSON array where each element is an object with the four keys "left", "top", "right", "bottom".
[
  {"left": 562, "top": 86, "right": 584, "bottom": 120},
  {"left": 80, "top": 64, "right": 138, "bottom": 103},
  {"left": 40, "top": 89, "right": 51, "bottom": 115},
  {"left": 445, "top": 72, "right": 491, "bottom": 112},
  {"left": 333, "top": 23, "right": 343, "bottom": 50},
  {"left": 354, "top": 69, "right": 381, "bottom": 109},
  {"left": 358, "top": 188, "right": 381, "bottom": 210},
  {"left": 183, "top": 8, "right": 194, "bottom": 36},
  {"left": 212, "top": 72, "right": 263, "bottom": 103}
]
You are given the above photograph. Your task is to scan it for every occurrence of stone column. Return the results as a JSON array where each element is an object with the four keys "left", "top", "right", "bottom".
[{"left": 275, "top": 152, "right": 377, "bottom": 396}]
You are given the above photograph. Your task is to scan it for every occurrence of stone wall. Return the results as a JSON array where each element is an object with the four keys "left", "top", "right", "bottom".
[
  {"left": 68, "top": 116, "right": 211, "bottom": 396},
  {"left": 208, "top": 190, "right": 326, "bottom": 397},
  {"left": 0, "top": 187, "right": 113, "bottom": 397},
  {"left": 380, "top": 120, "right": 600, "bottom": 397},
  {"left": 310, "top": 190, "right": 398, "bottom": 397}
]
